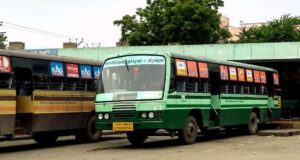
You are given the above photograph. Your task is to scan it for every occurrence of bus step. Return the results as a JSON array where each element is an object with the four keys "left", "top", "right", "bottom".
[
  {"left": 14, "top": 127, "right": 30, "bottom": 135},
  {"left": 11, "top": 135, "right": 31, "bottom": 140},
  {"left": 258, "top": 129, "right": 300, "bottom": 137},
  {"left": 269, "top": 120, "right": 300, "bottom": 129}
]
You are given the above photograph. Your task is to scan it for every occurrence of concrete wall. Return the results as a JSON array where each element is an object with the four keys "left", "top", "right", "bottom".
[{"left": 58, "top": 42, "right": 300, "bottom": 62}]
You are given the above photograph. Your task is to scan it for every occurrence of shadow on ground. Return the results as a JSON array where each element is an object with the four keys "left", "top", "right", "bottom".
[
  {"left": 0, "top": 136, "right": 125, "bottom": 153},
  {"left": 90, "top": 129, "right": 252, "bottom": 151}
]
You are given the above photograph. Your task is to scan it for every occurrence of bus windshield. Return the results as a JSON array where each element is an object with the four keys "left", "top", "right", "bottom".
[{"left": 98, "top": 55, "right": 165, "bottom": 101}]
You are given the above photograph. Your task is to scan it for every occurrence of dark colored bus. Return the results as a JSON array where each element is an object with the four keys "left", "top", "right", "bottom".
[{"left": 0, "top": 49, "right": 102, "bottom": 144}]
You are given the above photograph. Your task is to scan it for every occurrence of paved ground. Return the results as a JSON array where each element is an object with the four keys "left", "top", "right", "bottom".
[{"left": 1, "top": 132, "right": 300, "bottom": 160}]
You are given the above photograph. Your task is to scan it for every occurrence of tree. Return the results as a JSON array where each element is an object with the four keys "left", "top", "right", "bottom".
[
  {"left": 238, "top": 15, "right": 300, "bottom": 43},
  {"left": 0, "top": 33, "right": 7, "bottom": 49},
  {"left": 114, "top": 0, "right": 230, "bottom": 46}
]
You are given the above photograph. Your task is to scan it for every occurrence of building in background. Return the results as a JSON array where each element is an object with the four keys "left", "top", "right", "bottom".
[
  {"left": 8, "top": 42, "right": 25, "bottom": 50},
  {"left": 220, "top": 16, "right": 264, "bottom": 41}
]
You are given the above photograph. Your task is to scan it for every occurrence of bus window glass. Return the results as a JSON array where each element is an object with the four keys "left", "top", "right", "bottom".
[
  {"left": 32, "top": 60, "right": 49, "bottom": 75},
  {"left": 99, "top": 55, "right": 165, "bottom": 101},
  {"left": 85, "top": 79, "right": 97, "bottom": 91},
  {"left": 33, "top": 75, "right": 49, "bottom": 89},
  {"left": 65, "top": 78, "right": 80, "bottom": 90},
  {"left": 273, "top": 73, "right": 279, "bottom": 85},
  {"left": 0, "top": 73, "right": 13, "bottom": 88},
  {"left": 50, "top": 77, "right": 64, "bottom": 90}
]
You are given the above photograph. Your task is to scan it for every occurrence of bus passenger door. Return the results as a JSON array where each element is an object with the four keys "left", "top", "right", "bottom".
[
  {"left": 14, "top": 67, "right": 33, "bottom": 135},
  {"left": 208, "top": 64, "right": 221, "bottom": 126}
]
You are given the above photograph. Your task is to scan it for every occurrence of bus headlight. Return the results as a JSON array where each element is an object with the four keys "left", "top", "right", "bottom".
[
  {"left": 148, "top": 112, "right": 155, "bottom": 119},
  {"left": 141, "top": 112, "right": 147, "bottom": 118},
  {"left": 104, "top": 113, "right": 110, "bottom": 119},
  {"left": 98, "top": 113, "right": 103, "bottom": 120}
]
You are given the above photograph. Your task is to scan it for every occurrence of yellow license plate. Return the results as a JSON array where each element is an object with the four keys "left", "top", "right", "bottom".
[{"left": 113, "top": 122, "right": 134, "bottom": 131}]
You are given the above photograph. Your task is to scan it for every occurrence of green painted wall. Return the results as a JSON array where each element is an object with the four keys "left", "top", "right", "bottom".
[{"left": 58, "top": 42, "right": 300, "bottom": 62}]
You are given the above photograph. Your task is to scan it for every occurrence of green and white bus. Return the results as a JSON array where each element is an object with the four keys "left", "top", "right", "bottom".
[{"left": 95, "top": 51, "right": 280, "bottom": 145}]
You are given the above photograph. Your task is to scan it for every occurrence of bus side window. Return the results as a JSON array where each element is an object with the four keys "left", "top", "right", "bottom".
[
  {"left": 0, "top": 73, "right": 14, "bottom": 89},
  {"left": 8, "top": 75, "right": 13, "bottom": 89},
  {"left": 90, "top": 79, "right": 98, "bottom": 91},
  {"left": 176, "top": 77, "right": 186, "bottom": 92},
  {"left": 237, "top": 83, "right": 243, "bottom": 94},
  {"left": 199, "top": 79, "right": 209, "bottom": 93},
  {"left": 33, "top": 75, "right": 49, "bottom": 90},
  {"left": 50, "top": 77, "right": 64, "bottom": 90},
  {"left": 172, "top": 59, "right": 186, "bottom": 92},
  {"left": 169, "top": 62, "right": 176, "bottom": 92},
  {"left": 80, "top": 79, "right": 97, "bottom": 91},
  {"left": 186, "top": 77, "right": 198, "bottom": 93},
  {"left": 262, "top": 85, "right": 268, "bottom": 95},
  {"left": 65, "top": 78, "right": 79, "bottom": 91}
]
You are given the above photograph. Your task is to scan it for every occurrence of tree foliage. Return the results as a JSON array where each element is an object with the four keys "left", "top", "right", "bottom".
[
  {"left": 0, "top": 33, "right": 7, "bottom": 49},
  {"left": 114, "top": 0, "right": 230, "bottom": 46},
  {"left": 238, "top": 15, "right": 300, "bottom": 43}
]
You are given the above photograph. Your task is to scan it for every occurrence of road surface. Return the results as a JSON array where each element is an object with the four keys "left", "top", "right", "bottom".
[{"left": 0, "top": 132, "right": 300, "bottom": 160}]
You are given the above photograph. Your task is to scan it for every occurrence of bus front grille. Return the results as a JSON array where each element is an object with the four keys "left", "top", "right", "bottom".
[{"left": 112, "top": 104, "right": 136, "bottom": 119}]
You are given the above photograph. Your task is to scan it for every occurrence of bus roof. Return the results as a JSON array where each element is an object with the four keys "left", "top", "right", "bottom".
[
  {"left": 0, "top": 49, "right": 102, "bottom": 66},
  {"left": 115, "top": 51, "right": 278, "bottom": 73}
]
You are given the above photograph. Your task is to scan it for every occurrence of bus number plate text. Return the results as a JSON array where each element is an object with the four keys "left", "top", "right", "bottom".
[{"left": 113, "top": 122, "right": 134, "bottom": 131}]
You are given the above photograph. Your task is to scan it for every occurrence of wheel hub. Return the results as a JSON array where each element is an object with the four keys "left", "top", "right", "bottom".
[{"left": 187, "top": 122, "right": 196, "bottom": 137}]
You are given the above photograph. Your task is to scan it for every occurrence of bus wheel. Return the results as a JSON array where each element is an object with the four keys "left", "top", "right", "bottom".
[
  {"left": 33, "top": 132, "right": 58, "bottom": 145},
  {"left": 248, "top": 112, "right": 258, "bottom": 135},
  {"left": 76, "top": 115, "right": 102, "bottom": 142},
  {"left": 126, "top": 131, "right": 147, "bottom": 146},
  {"left": 178, "top": 116, "right": 198, "bottom": 145}
]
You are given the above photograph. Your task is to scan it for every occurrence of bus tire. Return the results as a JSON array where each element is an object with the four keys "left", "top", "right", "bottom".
[
  {"left": 178, "top": 116, "right": 198, "bottom": 145},
  {"left": 76, "top": 115, "right": 102, "bottom": 142},
  {"left": 33, "top": 132, "right": 58, "bottom": 145},
  {"left": 248, "top": 112, "right": 258, "bottom": 135},
  {"left": 126, "top": 131, "right": 147, "bottom": 146}
]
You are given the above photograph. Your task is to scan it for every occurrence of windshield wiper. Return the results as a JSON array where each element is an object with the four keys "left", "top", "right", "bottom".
[{"left": 125, "top": 59, "right": 129, "bottom": 72}]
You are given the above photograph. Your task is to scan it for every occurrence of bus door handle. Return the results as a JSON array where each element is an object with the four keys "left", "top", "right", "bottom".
[
  {"left": 211, "top": 105, "right": 219, "bottom": 116},
  {"left": 267, "top": 106, "right": 273, "bottom": 113}
]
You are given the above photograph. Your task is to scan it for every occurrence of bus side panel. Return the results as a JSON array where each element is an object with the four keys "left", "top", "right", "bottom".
[
  {"left": 32, "top": 113, "right": 91, "bottom": 132},
  {"left": 31, "top": 90, "right": 95, "bottom": 132},
  {"left": 164, "top": 93, "right": 211, "bottom": 129},
  {"left": 0, "top": 89, "right": 16, "bottom": 135},
  {"left": 0, "top": 115, "right": 15, "bottom": 135},
  {"left": 219, "top": 94, "right": 269, "bottom": 126}
]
